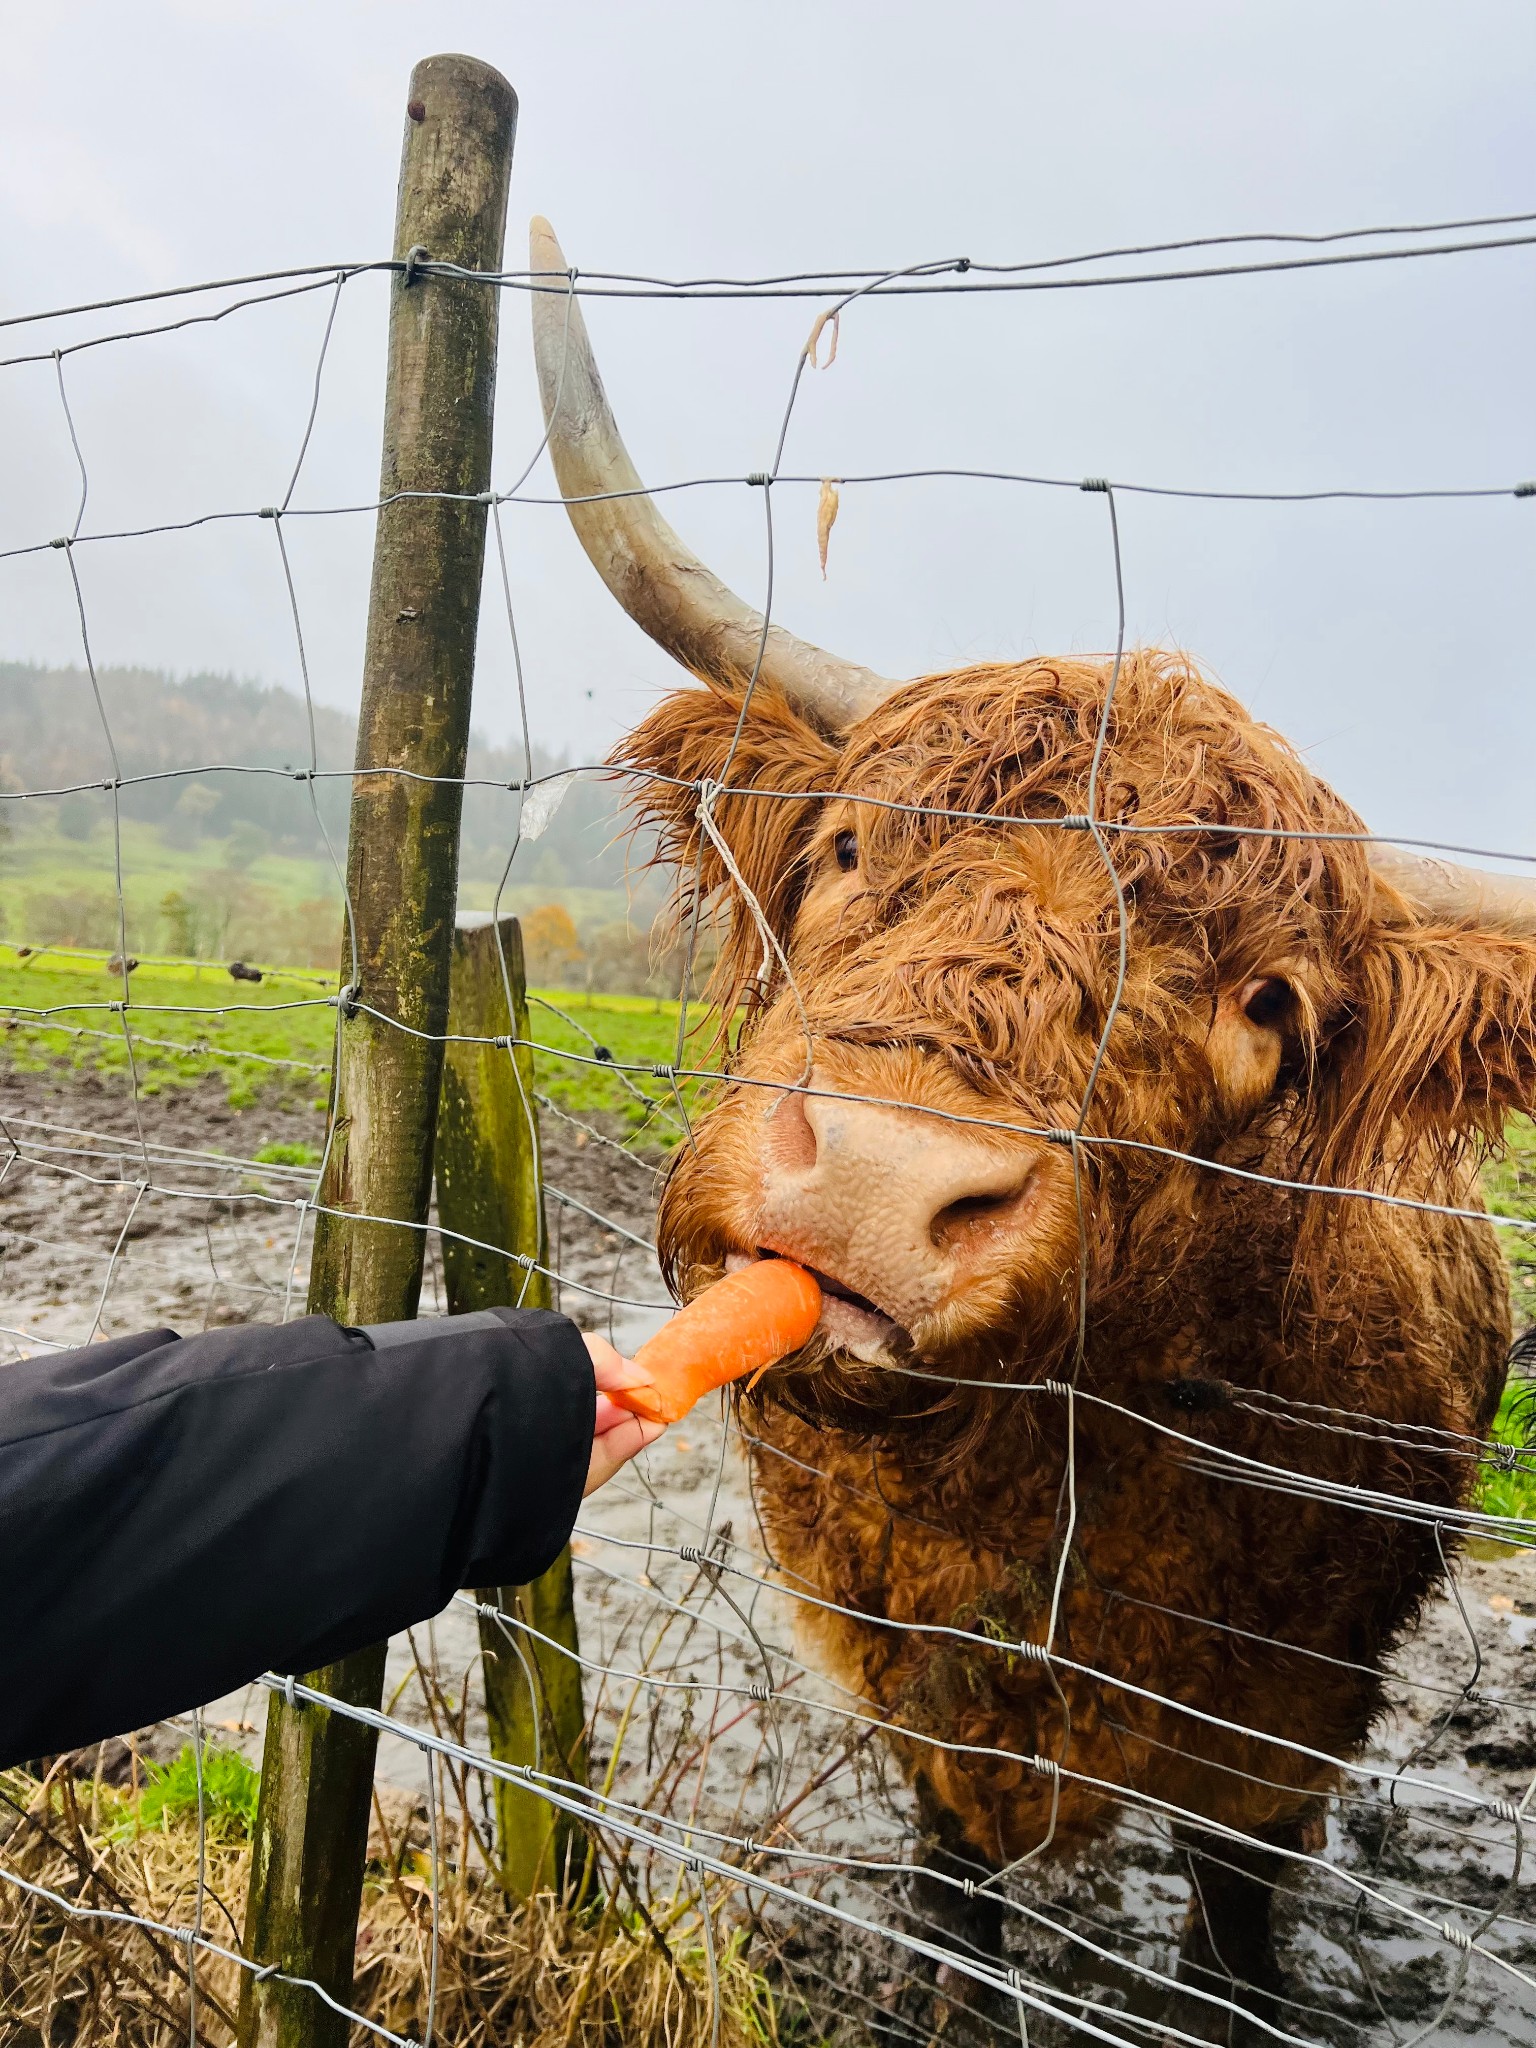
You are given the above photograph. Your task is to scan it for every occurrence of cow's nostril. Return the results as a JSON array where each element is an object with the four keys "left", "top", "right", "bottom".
[
  {"left": 765, "top": 1089, "right": 818, "bottom": 1172},
  {"left": 929, "top": 1175, "right": 1037, "bottom": 1252}
]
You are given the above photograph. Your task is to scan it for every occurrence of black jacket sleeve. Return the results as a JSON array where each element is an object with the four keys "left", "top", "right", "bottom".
[{"left": 0, "top": 1309, "right": 594, "bottom": 1768}]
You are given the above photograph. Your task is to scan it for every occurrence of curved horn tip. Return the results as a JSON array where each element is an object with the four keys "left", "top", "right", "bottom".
[
  {"left": 525, "top": 214, "right": 901, "bottom": 730},
  {"left": 1368, "top": 844, "right": 1536, "bottom": 938},
  {"left": 529, "top": 215, "right": 565, "bottom": 276}
]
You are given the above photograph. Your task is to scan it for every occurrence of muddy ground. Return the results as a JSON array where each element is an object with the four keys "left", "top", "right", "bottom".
[{"left": 2, "top": 1062, "right": 1534, "bottom": 2044}]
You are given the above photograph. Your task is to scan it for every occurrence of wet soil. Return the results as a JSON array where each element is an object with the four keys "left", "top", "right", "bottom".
[{"left": 2, "top": 1063, "right": 1533, "bottom": 2044}]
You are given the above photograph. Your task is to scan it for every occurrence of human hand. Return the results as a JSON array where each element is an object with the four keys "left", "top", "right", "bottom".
[{"left": 582, "top": 1332, "right": 665, "bottom": 1496}]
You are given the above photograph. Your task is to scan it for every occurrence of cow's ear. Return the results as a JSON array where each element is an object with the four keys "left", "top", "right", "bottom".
[
  {"left": 608, "top": 678, "right": 842, "bottom": 991},
  {"left": 1206, "top": 968, "right": 1312, "bottom": 1119},
  {"left": 1310, "top": 920, "right": 1536, "bottom": 1190}
]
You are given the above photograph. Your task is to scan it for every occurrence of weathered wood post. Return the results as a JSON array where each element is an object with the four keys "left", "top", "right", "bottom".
[
  {"left": 238, "top": 56, "right": 516, "bottom": 2048},
  {"left": 436, "top": 914, "right": 589, "bottom": 1897}
]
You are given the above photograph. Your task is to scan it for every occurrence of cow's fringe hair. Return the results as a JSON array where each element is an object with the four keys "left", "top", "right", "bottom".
[
  {"left": 612, "top": 674, "right": 839, "bottom": 1055},
  {"left": 613, "top": 648, "right": 1536, "bottom": 1326}
]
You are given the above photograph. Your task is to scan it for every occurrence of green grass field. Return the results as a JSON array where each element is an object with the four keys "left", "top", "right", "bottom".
[
  {"left": 522, "top": 985, "right": 726, "bottom": 1145},
  {"left": 0, "top": 943, "right": 720, "bottom": 1136},
  {"left": 1474, "top": 1124, "right": 1536, "bottom": 1515},
  {"left": 1482, "top": 1115, "right": 1536, "bottom": 1287},
  {"left": 1477, "top": 1378, "right": 1536, "bottom": 1524},
  {"left": 0, "top": 946, "right": 339, "bottom": 1105}
]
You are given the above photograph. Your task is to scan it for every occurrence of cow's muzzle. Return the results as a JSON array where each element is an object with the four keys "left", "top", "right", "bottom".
[{"left": 750, "top": 1070, "right": 1068, "bottom": 1360}]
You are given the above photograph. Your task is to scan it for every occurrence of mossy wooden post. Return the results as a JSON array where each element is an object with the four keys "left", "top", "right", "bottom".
[
  {"left": 436, "top": 914, "right": 589, "bottom": 1897},
  {"left": 238, "top": 56, "right": 516, "bottom": 2048}
]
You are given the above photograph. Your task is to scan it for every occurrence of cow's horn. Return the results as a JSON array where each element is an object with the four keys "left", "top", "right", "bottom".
[
  {"left": 1368, "top": 845, "right": 1536, "bottom": 936},
  {"left": 529, "top": 217, "right": 899, "bottom": 731}
]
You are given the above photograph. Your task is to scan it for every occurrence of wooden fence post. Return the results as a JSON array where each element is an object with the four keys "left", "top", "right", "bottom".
[
  {"left": 436, "top": 914, "right": 589, "bottom": 1897},
  {"left": 238, "top": 56, "right": 516, "bottom": 2048}
]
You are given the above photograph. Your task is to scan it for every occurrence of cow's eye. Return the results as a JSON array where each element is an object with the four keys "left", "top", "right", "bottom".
[{"left": 833, "top": 829, "right": 858, "bottom": 873}]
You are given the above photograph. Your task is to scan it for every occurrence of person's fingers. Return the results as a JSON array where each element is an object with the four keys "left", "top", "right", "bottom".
[
  {"left": 581, "top": 1330, "right": 664, "bottom": 1494},
  {"left": 581, "top": 1331, "right": 624, "bottom": 1372},
  {"left": 593, "top": 1391, "right": 634, "bottom": 1436},
  {"left": 582, "top": 1329, "right": 651, "bottom": 1392},
  {"left": 585, "top": 1425, "right": 633, "bottom": 1495},
  {"left": 584, "top": 1411, "right": 665, "bottom": 1496}
]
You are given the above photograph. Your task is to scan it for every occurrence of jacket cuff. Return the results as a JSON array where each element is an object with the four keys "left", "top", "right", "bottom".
[{"left": 466, "top": 1308, "right": 595, "bottom": 1587}]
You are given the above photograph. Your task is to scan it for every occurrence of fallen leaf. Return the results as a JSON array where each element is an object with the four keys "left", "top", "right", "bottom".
[
  {"left": 804, "top": 308, "right": 840, "bottom": 369},
  {"left": 817, "top": 478, "right": 841, "bottom": 579}
]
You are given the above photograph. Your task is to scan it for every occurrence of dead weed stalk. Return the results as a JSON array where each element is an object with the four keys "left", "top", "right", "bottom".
[{"left": 0, "top": 1758, "right": 801, "bottom": 2048}]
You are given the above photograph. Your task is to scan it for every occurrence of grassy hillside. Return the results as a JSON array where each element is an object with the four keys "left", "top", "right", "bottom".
[
  {"left": 0, "top": 659, "right": 663, "bottom": 974},
  {"left": 0, "top": 810, "right": 646, "bottom": 968}
]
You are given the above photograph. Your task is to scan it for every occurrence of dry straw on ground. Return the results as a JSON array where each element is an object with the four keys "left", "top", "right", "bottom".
[{"left": 0, "top": 1758, "right": 789, "bottom": 2048}]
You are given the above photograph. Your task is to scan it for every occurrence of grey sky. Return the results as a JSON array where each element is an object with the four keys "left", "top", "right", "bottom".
[{"left": 2, "top": 1, "right": 1532, "bottom": 859}]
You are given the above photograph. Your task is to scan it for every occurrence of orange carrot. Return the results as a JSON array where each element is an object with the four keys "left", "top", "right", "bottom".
[{"left": 609, "top": 1260, "right": 822, "bottom": 1426}]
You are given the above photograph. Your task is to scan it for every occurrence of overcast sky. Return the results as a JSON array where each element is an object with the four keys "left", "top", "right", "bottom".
[{"left": 2, "top": 1, "right": 1533, "bottom": 860}]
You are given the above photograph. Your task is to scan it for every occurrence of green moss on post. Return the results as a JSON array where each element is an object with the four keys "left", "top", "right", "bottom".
[
  {"left": 436, "top": 917, "right": 550, "bottom": 1319},
  {"left": 237, "top": 55, "right": 516, "bottom": 2048},
  {"left": 436, "top": 915, "right": 589, "bottom": 1897}
]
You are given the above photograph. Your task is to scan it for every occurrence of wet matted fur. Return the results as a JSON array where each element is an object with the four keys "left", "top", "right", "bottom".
[{"left": 612, "top": 649, "right": 1519, "bottom": 1865}]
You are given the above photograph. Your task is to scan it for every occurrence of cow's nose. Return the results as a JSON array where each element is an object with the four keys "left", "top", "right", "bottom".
[{"left": 757, "top": 1080, "right": 1046, "bottom": 1329}]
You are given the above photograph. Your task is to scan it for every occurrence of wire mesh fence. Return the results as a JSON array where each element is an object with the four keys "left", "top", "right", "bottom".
[{"left": 3, "top": 57, "right": 1536, "bottom": 2048}]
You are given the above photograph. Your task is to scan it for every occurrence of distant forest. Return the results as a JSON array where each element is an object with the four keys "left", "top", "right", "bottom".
[
  {"left": 0, "top": 661, "right": 650, "bottom": 891},
  {"left": 0, "top": 663, "right": 675, "bottom": 984}
]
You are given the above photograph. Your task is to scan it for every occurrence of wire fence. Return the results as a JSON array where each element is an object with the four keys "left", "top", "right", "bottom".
[{"left": 2, "top": 174, "right": 1536, "bottom": 2048}]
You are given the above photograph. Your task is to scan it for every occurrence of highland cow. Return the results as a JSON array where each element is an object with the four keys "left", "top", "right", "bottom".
[{"left": 530, "top": 218, "right": 1528, "bottom": 2027}]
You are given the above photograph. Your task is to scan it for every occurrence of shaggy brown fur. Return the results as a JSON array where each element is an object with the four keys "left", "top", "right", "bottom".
[{"left": 612, "top": 651, "right": 1519, "bottom": 1886}]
